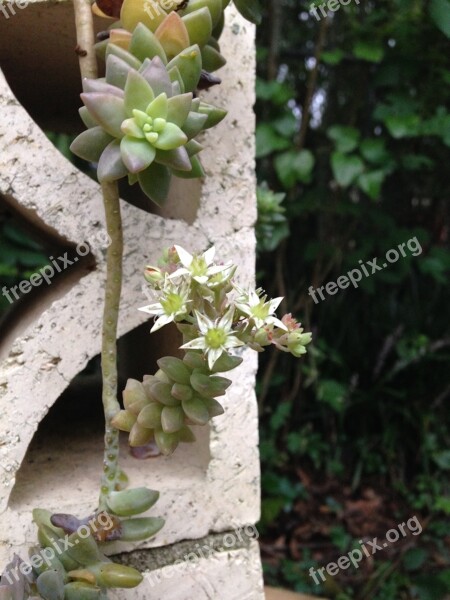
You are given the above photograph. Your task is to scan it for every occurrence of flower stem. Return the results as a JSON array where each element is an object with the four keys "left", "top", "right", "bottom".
[
  {"left": 99, "top": 181, "right": 123, "bottom": 510},
  {"left": 72, "top": 0, "right": 98, "bottom": 81}
]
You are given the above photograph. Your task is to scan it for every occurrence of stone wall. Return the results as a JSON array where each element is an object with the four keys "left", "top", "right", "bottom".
[{"left": 0, "top": 3, "right": 264, "bottom": 597}]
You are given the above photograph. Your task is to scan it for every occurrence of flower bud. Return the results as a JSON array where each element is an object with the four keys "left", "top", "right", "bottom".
[{"left": 144, "top": 265, "right": 164, "bottom": 286}]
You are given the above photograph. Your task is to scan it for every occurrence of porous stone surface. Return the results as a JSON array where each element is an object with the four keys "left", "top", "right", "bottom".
[
  {"left": 0, "top": 3, "right": 263, "bottom": 596},
  {"left": 111, "top": 541, "right": 264, "bottom": 600}
]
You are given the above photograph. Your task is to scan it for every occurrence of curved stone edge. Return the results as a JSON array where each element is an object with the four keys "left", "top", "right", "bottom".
[{"left": 0, "top": 6, "right": 260, "bottom": 571}]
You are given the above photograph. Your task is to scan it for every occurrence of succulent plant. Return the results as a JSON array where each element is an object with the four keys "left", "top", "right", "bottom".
[
  {"left": 94, "top": 0, "right": 229, "bottom": 70},
  {"left": 0, "top": 554, "right": 35, "bottom": 600},
  {"left": 12, "top": 492, "right": 164, "bottom": 599},
  {"left": 112, "top": 351, "right": 242, "bottom": 455},
  {"left": 71, "top": 25, "right": 226, "bottom": 204},
  {"left": 0, "top": 494, "right": 163, "bottom": 599}
]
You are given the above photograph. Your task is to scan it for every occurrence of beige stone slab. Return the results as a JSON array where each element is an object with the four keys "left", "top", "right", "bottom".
[{"left": 0, "top": 5, "right": 260, "bottom": 584}]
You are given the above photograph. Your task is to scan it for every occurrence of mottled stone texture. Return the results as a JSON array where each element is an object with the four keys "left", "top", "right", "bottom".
[{"left": 0, "top": 3, "right": 263, "bottom": 597}]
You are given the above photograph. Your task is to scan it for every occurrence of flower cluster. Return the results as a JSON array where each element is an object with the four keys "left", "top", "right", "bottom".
[
  {"left": 140, "top": 245, "right": 312, "bottom": 365},
  {"left": 112, "top": 246, "right": 312, "bottom": 455}
]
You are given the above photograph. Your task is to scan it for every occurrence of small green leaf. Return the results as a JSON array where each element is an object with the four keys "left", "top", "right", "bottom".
[
  {"left": 331, "top": 152, "right": 365, "bottom": 187},
  {"left": 234, "top": 0, "right": 262, "bottom": 24},
  {"left": 429, "top": 0, "right": 450, "bottom": 37},
  {"left": 433, "top": 450, "right": 450, "bottom": 469},
  {"left": 256, "top": 124, "right": 290, "bottom": 158},
  {"left": 138, "top": 162, "right": 171, "bottom": 205},
  {"left": 107, "top": 487, "right": 160, "bottom": 517},
  {"left": 321, "top": 48, "right": 345, "bottom": 65},
  {"left": 353, "top": 41, "right": 384, "bottom": 63},
  {"left": 385, "top": 115, "right": 421, "bottom": 138},
  {"left": 275, "top": 150, "right": 315, "bottom": 188},
  {"left": 327, "top": 125, "right": 360, "bottom": 153},
  {"left": 403, "top": 548, "right": 428, "bottom": 571},
  {"left": 357, "top": 170, "right": 386, "bottom": 200}
]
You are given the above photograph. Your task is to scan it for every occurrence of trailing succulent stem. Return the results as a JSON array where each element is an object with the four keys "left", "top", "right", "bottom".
[{"left": 98, "top": 181, "right": 124, "bottom": 509}]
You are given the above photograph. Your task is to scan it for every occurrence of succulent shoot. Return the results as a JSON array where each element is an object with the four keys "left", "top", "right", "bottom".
[
  {"left": 70, "top": 22, "right": 227, "bottom": 205},
  {"left": 16, "top": 496, "right": 164, "bottom": 599},
  {"left": 112, "top": 246, "right": 312, "bottom": 455}
]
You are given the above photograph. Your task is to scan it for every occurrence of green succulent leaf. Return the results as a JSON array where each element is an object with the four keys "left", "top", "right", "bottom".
[
  {"left": 185, "top": 139, "right": 204, "bottom": 156},
  {"left": 79, "top": 106, "right": 97, "bottom": 129},
  {"left": 130, "top": 23, "right": 168, "bottom": 64},
  {"left": 124, "top": 70, "right": 155, "bottom": 115},
  {"left": 88, "top": 563, "right": 143, "bottom": 589},
  {"left": 137, "top": 402, "right": 164, "bottom": 428},
  {"left": 98, "top": 140, "right": 128, "bottom": 182},
  {"left": 204, "top": 397, "right": 225, "bottom": 417},
  {"left": 234, "top": 0, "right": 262, "bottom": 24},
  {"left": 182, "top": 112, "right": 208, "bottom": 138},
  {"left": 64, "top": 582, "right": 103, "bottom": 600},
  {"left": 167, "top": 93, "right": 193, "bottom": 126},
  {"left": 156, "top": 147, "right": 192, "bottom": 171},
  {"left": 183, "top": 0, "right": 223, "bottom": 28},
  {"left": 178, "top": 425, "right": 196, "bottom": 442},
  {"left": 210, "top": 352, "right": 243, "bottom": 372},
  {"left": 82, "top": 78, "right": 124, "bottom": 98},
  {"left": 111, "top": 409, "right": 136, "bottom": 432},
  {"left": 161, "top": 405, "right": 185, "bottom": 433},
  {"left": 182, "top": 8, "right": 213, "bottom": 47},
  {"left": 168, "top": 66, "right": 186, "bottom": 93},
  {"left": 153, "top": 122, "right": 188, "bottom": 150},
  {"left": 182, "top": 396, "right": 210, "bottom": 424},
  {"left": 147, "top": 93, "right": 169, "bottom": 119},
  {"left": 123, "top": 379, "right": 148, "bottom": 411},
  {"left": 190, "top": 372, "right": 231, "bottom": 397},
  {"left": 105, "top": 54, "right": 136, "bottom": 90},
  {"left": 172, "top": 155, "right": 205, "bottom": 178},
  {"left": 129, "top": 421, "right": 154, "bottom": 446},
  {"left": 201, "top": 44, "right": 227, "bottom": 72},
  {"left": 121, "top": 137, "right": 157, "bottom": 173},
  {"left": 119, "top": 517, "right": 165, "bottom": 541},
  {"left": 150, "top": 381, "right": 179, "bottom": 406},
  {"left": 198, "top": 102, "right": 227, "bottom": 129},
  {"left": 167, "top": 45, "right": 202, "bottom": 93},
  {"left": 107, "top": 487, "right": 160, "bottom": 516},
  {"left": 138, "top": 161, "right": 172, "bottom": 205},
  {"left": 158, "top": 356, "right": 192, "bottom": 384},
  {"left": 80, "top": 93, "right": 127, "bottom": 138},
  {"left": 70, "top": 128, "right": 114, "bottom": 163},
  {"left": 140, "top": 57, "right": 173, "bottom": 97},
  {"left": 106, "top": 43, "right": 142, "bottom": 70},
  {"left": 36, "top": 570, "right": 65, "bottom": 600},
  {"left": 66, "top": 532, "right": 104, "bottom": 565},
  {"left": 171, "top": 382, "right": 194, "bottom": 401},
  {"left": 154, "top": 429, "right": 179, "bottom": 454}
]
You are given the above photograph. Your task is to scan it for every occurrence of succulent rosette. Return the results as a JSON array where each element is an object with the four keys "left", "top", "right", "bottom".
[
  {"left": 111, "top": 352, "right": 240, "bottom": 455},
  {"left": 94, "top": 0, "right": 228, "bottom": 72},
  {"left": 70, "top": 24, "right": 226, "bottom": 204}
]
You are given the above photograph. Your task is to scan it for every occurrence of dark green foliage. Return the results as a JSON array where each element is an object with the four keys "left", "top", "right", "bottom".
[{"left": 256, "top": 0, "right": 450, "bottom": 597}]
